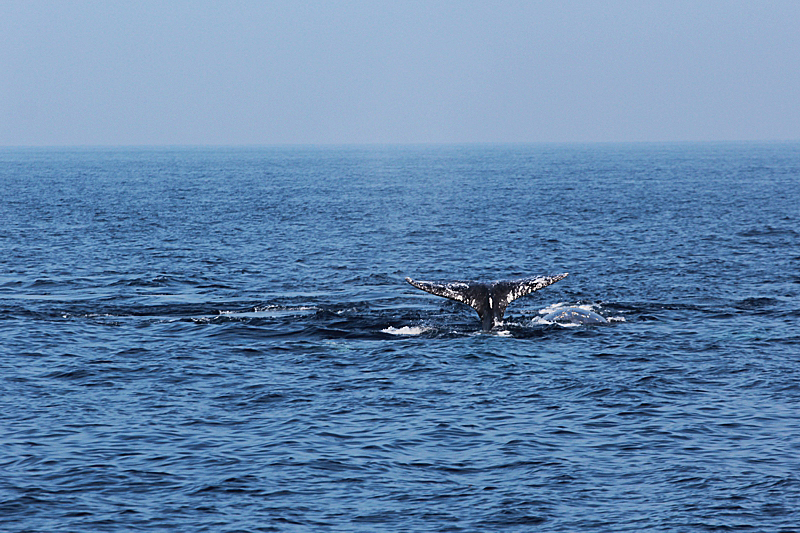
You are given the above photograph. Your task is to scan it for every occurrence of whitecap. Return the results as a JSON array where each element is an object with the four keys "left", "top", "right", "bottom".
[
  {"left": 537, "top": 301, "right": 598, "bottom": 315},
  {"left": 382, "top": 325, "right": 429, "bottom": 335}
]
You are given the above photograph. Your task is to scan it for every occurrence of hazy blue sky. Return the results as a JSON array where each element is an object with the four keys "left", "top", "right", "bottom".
[{"left": 2, "top": 1, "right": 799, "bottom": 145}]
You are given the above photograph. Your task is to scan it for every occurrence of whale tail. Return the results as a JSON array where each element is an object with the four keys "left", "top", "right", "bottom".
[{"left": 405, "top": 273, "right": 568, "bottom": 330}]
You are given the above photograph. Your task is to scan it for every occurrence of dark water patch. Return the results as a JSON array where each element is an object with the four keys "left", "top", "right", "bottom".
[
  {"left": 737, "top": 226, "right": 798, "bottom": 238},
  {"left": 733, "top": 298, "right": 781, "bottom": 313},
  {"left": 42, "top": 368, "right": 96, "bottom": 380}
]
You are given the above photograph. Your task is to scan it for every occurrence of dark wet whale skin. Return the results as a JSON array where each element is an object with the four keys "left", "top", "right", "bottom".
[{"left": 406, "top": 273, "right": 568, "bottom": 330}]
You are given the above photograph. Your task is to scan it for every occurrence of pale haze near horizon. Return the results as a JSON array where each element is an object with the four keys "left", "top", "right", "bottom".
[{"left": 1, "top": 0, "right": 799, "bottom": 146}]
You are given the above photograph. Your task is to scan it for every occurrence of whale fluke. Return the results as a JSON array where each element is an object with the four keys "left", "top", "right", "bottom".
[{"left": 405, "top": 273, "right": 568, "bottom": 330}]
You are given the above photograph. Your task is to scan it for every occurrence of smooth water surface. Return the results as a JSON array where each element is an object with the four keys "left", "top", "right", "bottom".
[{"left": 1, "top": 143, "right": 799, "bottom": 531}]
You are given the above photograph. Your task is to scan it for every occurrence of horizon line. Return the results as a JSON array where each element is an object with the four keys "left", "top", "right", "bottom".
[{"left": 1, "top": 139, "right": 799, "bottom": 150}]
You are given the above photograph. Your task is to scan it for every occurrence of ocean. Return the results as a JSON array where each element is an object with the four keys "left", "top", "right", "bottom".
[{"left": 1, "top": 143, "right": 798, "bottom": 531}]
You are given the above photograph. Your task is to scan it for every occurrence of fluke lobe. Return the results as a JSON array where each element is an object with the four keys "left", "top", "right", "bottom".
[{"left": 405, "top": 273, "right": 568, "bottom": 331}]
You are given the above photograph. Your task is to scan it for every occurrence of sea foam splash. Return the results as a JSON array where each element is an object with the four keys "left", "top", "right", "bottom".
[
  {"left": 537, "top": 301, "right": 598, "bottom": 315},
  {"left": 382, "top": 325, "right": 430, "bottom": 335},
  {"left": 532, "top": 301, "right": 625, "bottom": 325}
]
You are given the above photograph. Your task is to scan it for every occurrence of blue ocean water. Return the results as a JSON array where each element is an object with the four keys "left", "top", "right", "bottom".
[{"left": 1, "top": 143, "right": 799, "bottom": 532}]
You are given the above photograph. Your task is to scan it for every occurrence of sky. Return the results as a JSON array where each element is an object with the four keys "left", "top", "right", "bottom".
[{"left": 1, "top": 0, "right": 799, "bottom": 146}]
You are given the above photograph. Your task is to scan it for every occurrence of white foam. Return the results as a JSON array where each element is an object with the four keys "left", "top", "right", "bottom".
[
  {"left": 530, "top": 316, "right": 581, "bottom": 327},
  {"left": 537, "top": 301, "right": 598, "bottom": 315},
  {"left": 530, "top": 310, "right": 596, "bottom": 327},
  {"left": 543, "top": 301, "right": 627, "bottom": 323},
  {"left": 253, "top": 305, "right": 317, "bottom": 312},
  {"left": 382, "top": 325, "right": 429, "bottom": 335},
  {"left": 217, "top": 306, "right": 319, "bottom": 318}
]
